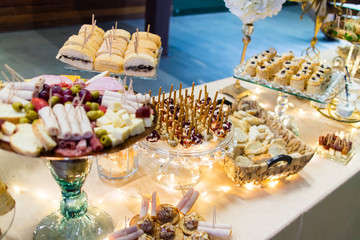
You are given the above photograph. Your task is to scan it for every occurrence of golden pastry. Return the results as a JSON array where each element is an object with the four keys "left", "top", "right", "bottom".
[{"left": 179, "top": 212, "right": 205, "bottom": 235}]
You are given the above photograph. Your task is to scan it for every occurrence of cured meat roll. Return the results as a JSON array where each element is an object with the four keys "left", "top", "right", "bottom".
[{"left": 38, "top": 106, "right": 60, "bottom": 136}]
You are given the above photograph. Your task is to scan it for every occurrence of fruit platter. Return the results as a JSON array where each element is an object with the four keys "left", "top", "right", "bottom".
[{"left": 0, "top": 73, "right": 156, "bottom": 160}]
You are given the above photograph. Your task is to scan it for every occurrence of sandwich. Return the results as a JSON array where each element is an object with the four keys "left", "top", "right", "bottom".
[
  {"left": 128, "top": 39, "right": 158, "bottom": 54},
  {"left": 124, "top": 52, "right": 157, "bottom": 77},
  {"left": 78, "top": 24, "right": 105, "bottom": 37},
  {"left": 56, "top": 44, "right": 95, "bottom": 70},
  {"left": 94, "top": 54, "right": 124, "bottom": 73},
  {"left": 104, "top": 29, "right": 131, "bottom": 42},
  {"left": 64, "top": 35, "right": 100, "bottom": 52},
  {"left": 78, "top": 32, "right": 104, "bottom": 47},
  {"left": 131, "top": 32, "right": 161, "bottom": 47}
]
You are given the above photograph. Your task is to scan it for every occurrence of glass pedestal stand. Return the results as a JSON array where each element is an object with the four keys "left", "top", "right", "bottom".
[
  {"left": 270, "top": 92, "right": 300, "bottom": 136},
  {"left": 33, "top": 158, "right": 114, "bottom": 240},
  {"left": 138, "top": 129, "right": 234, "bottom": 190}
]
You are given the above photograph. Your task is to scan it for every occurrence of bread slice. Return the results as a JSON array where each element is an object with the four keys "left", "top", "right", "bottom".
[
  {"left": 124, "top": 47, "right": 156, "bottom": 59},
  {"left": 124, "top": 53, "right": 157, "bottom": 77},
  {"left": 56, "top": 45, "right": 95, "bottom": 70},
  {"left": 104, "top": 29, "right": 131, "bottom": 42},
  {"left": 10, "top": 123, "right": 42, "bottom": 157},
  {"left": 128, "top": 39, "right": 158, "bottom": 53},
  {"left": 96, "top": 47, "right": 125, "bottom": 58},
  {"left": 32, "top": 119, "right": 57, "bottom": 151},
  {"left": 1, "top": 121, "right": 16, "bottom": 136},
  {"left": 0, "top": 104, "right": 26, "bottom": 124},
  {"left": 64, "top": 35, "right": 99, "bottom": 52},
  {"left": 94, "top": 54, "right": 124, "bottom": 73},
  {"left": 131, "top": 32, "right": 162, "bottom": 47}
]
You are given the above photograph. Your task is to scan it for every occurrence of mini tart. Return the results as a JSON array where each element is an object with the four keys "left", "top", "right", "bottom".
[
  {"left": 156, "top": 204, "right": 180, "bottom": 225},
  {"left": 130, "top": 214, "right": 158, "bottom": 236},
  {"left": 138, "top": 233, "right": 155, "bottom": 240},
  {"left": 185, "top": 231, "right": 212, "bottom": 240},
  {"left": 156, "top": 223, "right": 184, "bottom": 240},
  {"left": 179, "top": 212, "right": 205, "bottom": 235}
]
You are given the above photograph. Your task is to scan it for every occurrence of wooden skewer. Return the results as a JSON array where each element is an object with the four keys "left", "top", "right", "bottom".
[
  {"left": 92, "top": 14, "right": 95, "bottom": 26},
  {"left": 173, "top": 90, "right": 177, "bottom": 105},
  {"left": 162, "top": 91, "right": 165, "bottom": 108},
  {"left": 225, "top": 106, "right": 230, "bottom": 122},
  {"left": 148, "top": 90, "right": 152, "bottom": 99},
  {"left": 109, "top": 32, "right": 113, "bottom": 57},
  {"left": 158, "top": 87, "right": 162, "bottom": 104},
  {"left": 207, "top": 113, "right": 211, "bottom": 135},
  {"left": 115, "top": 21, "right": 118, "bottom": 30},
  {"left": 158, "top": 111, "right": 163, "bottom": 129},
  {"left": 194, "top": 119, "right": 197, "bottom": 134},
  {"left": 178, "top": 183, "right": 186, "bottom": 197},
  {"left": 219, "top": 111, "right": 225, "bottom": 129},
  {"left": 184, "top": 89, "right": 188, "bottom": 106},
  {"left": 82, "top": 27, "right": 87, "bottom": 49},
  {"left": 152, "top": 96, "right": 155, "bottom": 106},
  {"left": 1, "top": 71, "right": 10, "bottom": 82},
  {"left": 179, "top": 83, "right": 182, "bottom": 99},
  {"left": 191, "top": 82, "right": 195, "bottom": 97},
  {"left": 147, "top": 24, "right": 150, "bottom": 38},
  {"left": 4, "top": 64, "right": 25, "bottom": 82},
  {"left": 197, "top": 89, "right": 202, "bottom": 103},
  {"left": 216, "top": 98, "right": 225, "bottom": 123},
  {"left": 169, "top": 84, "right": 174, "bottom": 100},
  {"left": 203, "top": 104, "right": 211, "bottom": 125}
]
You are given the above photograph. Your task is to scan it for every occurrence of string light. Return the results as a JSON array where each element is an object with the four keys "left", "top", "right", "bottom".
[{"left": 13, "top": 185, "right": 21, "bottom": 194}]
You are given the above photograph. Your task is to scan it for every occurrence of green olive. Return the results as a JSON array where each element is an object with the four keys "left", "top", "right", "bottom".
[
  {"left": 74, "top": 84, "right": 82, "bottom": 90},
  {"left": 95, "top": 129, "right": 108, "bottom": 138},
  {"left": 19, "top": 117, "right": 29, "bottom": 124},
  {"left": 91, "top": 91, "right": 100, "bottom": 100},
  {"left": 86, "top": 110, "right": 99, "bottom": 121},
  {"left": 49, "top": 96, "right": 60, "bottom": 107},
  {"left": 26, "top": 110, "right": 38, "bottom": 120},
  {"left": 24, "top": 103, "right": 35, "bottom": 112},
  {"left": 70, "top": 86, "right": 80, "bottom": 95},
  {"left": 100, "top": 135, "right": 112, "bottom": 148},
  {"left": 32, "top": 119, "right": 39, "bottom": 124},
  {"left": 62, "top": 87, "right": 68, "bottom": 91},
  {"left": 86, "top": 102, "right": 92, "bottom": 107},
  {"left": 65, "top": 101, "right": 72, "bottom": 105},
  {"left": 12, "top": 102, "right": 24, "bottom": 112},
  {"left": 96, "top": 110, "right": 104, "bottom": 117},
  {"left": 90, "top": 102, "right": 99, "bottom": 110}
]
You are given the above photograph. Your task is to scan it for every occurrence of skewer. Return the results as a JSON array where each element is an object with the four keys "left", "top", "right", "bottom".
[
  {"left": 4, "top": 64, "right": 25, "bottom": 82},
  {"left": 162, "top": 91, "right": 165, "bottom": 108},
  {"left": 179, "top": 83, "right": 182, "bottom": 99},
  {"left": 169, "top": 84, "right": 174, "bottom": 100},
  {"left": 216, "top": 98, "right": 225, "bottom": 123},
  {"left": 109, "top": 32, "right": 113, "bottom": 57},
  {"left": 191, "top": 82, "right": 195, "bottom": 97},
  {"left": 194, "top": 119, "right": 197, "bottom": 134},
  {"left": 225, "top": 106, "right": 230, "bottom": 122},
  {"left": 115, "top": 21, "right": 118, "bottom": 31},
  {"left": 152, "top": 96, "right": 155, "bottom": 106},
  {"left": 172, "top": 120, "right": 177, "bottom": 140},
  {"left": 207, "top": 114, "right": 211, "bottom": 135},
  {"left": 92, "top": 14, "right": 95, "bottom": 26},
  {"left": 219, "top": 111, "right": 225, "bottom": 129},
  {"left": 197, "top": 89, "right": 202, "bottom": 103},
  {"left": 166, "top": 97, "right": 170, "bottom": 133},
  {"left": 178, "top": 183, "right": 186, "bottom": 197},
  {"left": 158, "top": 86, "right": 162, "bottom": 104},
  {"left": 173, "top": 90, "right": 177, "bottom": 105},
  {"left": 184, "top": 89, "right": 188, "bottom": 106},
  {"left": 203, "top": 104, "right": 211, "bottom": 125},
  {"left": 1, "top": 71, "right": 10, "bottom": 82},
  {"left": 188, "top": 117, "right": 193, "bottom": 139},
  {"left": 147, "top": 24, "right": 150, "bottom": 38}
]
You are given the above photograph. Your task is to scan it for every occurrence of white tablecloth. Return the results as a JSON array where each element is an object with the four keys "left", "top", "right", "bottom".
[{"left": 1, "top": 77, "right": 360, "bottom": 240}]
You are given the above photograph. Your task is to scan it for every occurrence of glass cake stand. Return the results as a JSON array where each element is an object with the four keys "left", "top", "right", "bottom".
[
  {"left": 234, "top": 65, "right": 345, "bottom": 135},
  {"left": 137, "top": 128, "right": 234, "bottom": 189},
  {"left": 64, "top": 48, "right": 163, "bottom": 81}
]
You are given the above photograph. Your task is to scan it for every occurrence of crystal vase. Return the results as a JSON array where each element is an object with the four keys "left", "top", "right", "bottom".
[{"left": 33, "top": 157, "right": 114, "bottom": 240}]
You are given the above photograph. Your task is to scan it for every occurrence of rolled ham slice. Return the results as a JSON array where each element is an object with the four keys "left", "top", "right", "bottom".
[
  {"left": 107, "top": 226, "right": 138, "bottom": 240},
  {"left": 103, "top": 90, "right": 123, "bottom": 99},
  {"left": 5, "top": 81, "right": 40, "bottom": 91},
  {"left": 197, "top": 225, "right": 232, "bottom": 239},
  {"left": 126, "top": 93, "right": 150, "bottom": 103},
  {"left": 140, "top": 195, "right": 150, "bottom": 218},
  {"left": 151, "top": 191, "right": 158, "bottom": 218},
  {"left": 181, "top": 191, "right": 200, "bottom": 215},
  {"left": 38, "top": 106, "right": 60, "bottom": 136},
  {"left": 0, "top": 89, "right": 35, "bottom": 100},
  {"left": 65, "top": 104, "right": 82, "bottom": 140},
  {"left": 89, "top": 136, "right": 103, "bottom": 152},
  {"left": 0, "top": 93, "right": 29, "bottom": 105},
  {"left": 176, "top": 188, "right": 195, "bottom": 211},
  {"left": 77, "top": 107, "right": 93, "bottom": 139},
  {"left": 53, "top": 104, "right": 72, "bottom": 140},
  {"left": 114, "top": 230, "right": 144, "bottom": 240}
]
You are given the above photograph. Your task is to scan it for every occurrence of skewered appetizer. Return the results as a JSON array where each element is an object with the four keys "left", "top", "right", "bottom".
[
  {"left": 243, "top": 48, "right": 332, "bottom": 96},
  {"left": 318, "top": 132, "right": 352, "bottom": 158},
  {"left": 322, "top": 14, "right": 360, "bottom": 43},
  {"left": 0, "top": 72, "right": 154, "bottom": 158},
  {"left": 146, "top": 83, "right": 232, "bottom": 149},
  {"left": 107, "top": 189, "right": 232, "bottom": 240}
]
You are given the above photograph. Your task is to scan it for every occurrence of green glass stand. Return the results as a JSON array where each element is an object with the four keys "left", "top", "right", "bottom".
[{"left": 33, "top": 158, "right": 114, "bottom": 240}]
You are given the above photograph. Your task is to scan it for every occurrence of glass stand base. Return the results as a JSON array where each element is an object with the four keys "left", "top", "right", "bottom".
[
  {"left": 155, "top": 163, "right": 201, "bottom": 190},
  {"left": 33, "top": 206, "right": 114, "bottom": 240}
]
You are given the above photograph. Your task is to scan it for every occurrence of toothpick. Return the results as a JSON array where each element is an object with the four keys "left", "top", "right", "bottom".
[
  {"left": 115, "top": 21, "right": 118, "bottom": 30},
  {"left": 178, "top": 183, "right": 186, "bottom": 197},
  {"left": 92, "top": 14, "right": 95, "bottom": 26},
  {"left": 197, "top": 89, "right": 202, "bottom": 103},
  {"left": 184, "top": 89, "right": 188, "bottom": 106},
  {"left": 112, "top": 26, "right": 115, "bottom": 39},
  {"left": 4, "top": 64, "right": 25, "bottom": 82},
  {"left": 1, "top": 71, "right": 10, "bottom": 82},
  {"left": 219, "top": 111, "right": 225, "bottom": 130},
  {"left": 109, "top": 33, "right": 113, "bottom": 57},
  {"left": 194, "top": 119, "right": 197, "bottom": 134},
  {"left": 179, "top": 83, "right": 182, "bottom": 98},
  {"left": 169, "top": 84, "right": 174, "bottom": 100},
  {"left": 82, "top": 27, "right": 87, "bottom": 49},
  {"left": 158, "top": 87, "right": 162, "bottom": 104},
  {"left": 162, "top": 91, "right": 165, "bottom": 108},
  {"left": 147, "top": 24, "right": 150, "bottom": 37},
  {"left": 152, "top": 96, "right": 155, "bottom": 106},
  {"left": 191, "top": 82, "right": 195, "bottom": 97},
  {"left": 188, "top": 117, "right": 193, "bottom": 139},
  {"left": 203, "top": 104, "right": 211, "bottom": 125},
  {"left": 148, "top": 90, "right": 152, "bottom": 99},
  {"left": 173, "top": 90, "right": 177, "bottom": 105}
]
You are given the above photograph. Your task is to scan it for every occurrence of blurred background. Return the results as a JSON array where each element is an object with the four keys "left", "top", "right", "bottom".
[{"left": 0, "top": 0, "right": 345, "bottom": 93}]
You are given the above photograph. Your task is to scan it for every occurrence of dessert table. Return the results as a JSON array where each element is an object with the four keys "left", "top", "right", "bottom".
[{"left": 1, "top": 77, "right": 360, "bottom": 240}]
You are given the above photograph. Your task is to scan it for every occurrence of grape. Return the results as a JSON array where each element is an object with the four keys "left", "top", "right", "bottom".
[
  {"left": 79, "top": 89, "right": 92, "bottom": 102},
  {"left": 51, "top": 85, "right": 63, "bottom": 94},
  {"left": 63, "top": 94, "right": 74, "bottom": 103},
  {"left": 43, "top": 84, "right": 50, "bottom": 91},
  {"left": 38, "top": 90, "right": 49, "bottom": 101},
  {"left": 53, "top": 93, "right": 64, "bottom": 103},
  {"left": 62, "top": 88, "right": 73, "bottom": 96},
  {"left": 83, "top": 104, "right": 91, "bottom": 112},
  {"left": 96, "top": 95, "right": 103, "bottom": 104}
]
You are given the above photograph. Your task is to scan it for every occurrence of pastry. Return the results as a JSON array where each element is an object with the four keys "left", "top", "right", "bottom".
[
  {"left": 185, "top": 231, "right": 212, "bottom": 240},
  {"left": 281, "top": 51, "right": 294, "bottom": 61},
  {"left": 244, "top": 60, "right": 258, "bottom": 77},
  {"left": 0, "top": 180, "right": 15, "bottom": 216},
  {"left": 156, "top": 223, "right": 184, "bottom": 240},
  {"left": 155, "top": 204, "right": 180, "bottom": 225},
  {"left": 307, "top": 77, "right": 321, "bottom": 94},
  {"left": 256, "top": 65, "right": 270, "bottom": 81},
  {"left": 290, "top": 73, "right": 305, "bottom": 91},
  {"left": 179, "top": 212, "right": 205, "bottom": 235},
  {"left": 130, "top": 215, "right": 158, "bottom": 236},
  {"left": 273, "top": 70, "right": 289, "bottom": 86}
]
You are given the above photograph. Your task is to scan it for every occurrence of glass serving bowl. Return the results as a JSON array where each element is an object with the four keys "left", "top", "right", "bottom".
[{"left": 137, "top": 128, "right": 234, "bottom": 189}]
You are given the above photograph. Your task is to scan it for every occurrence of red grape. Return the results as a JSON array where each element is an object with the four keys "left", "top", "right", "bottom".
[
  {"left": 83, "top": 104, "right": 91, "bottom": 112},
  {"left": 38, "top": 90, "right": 49, "bottom": 101},
  {"left": 79, "top": 89, "right": 92, "bottom": 102},
  {"left": 43, "top": 84, "right": 50, "bottom": 91},
  {"left": 51, "top": 85, "right": 63, "bottom": 94},
  {"left": 63, "top": 94, "right": 74, "bottom": 103},
  {"left": 62, "top": 88, "right": 73, "bottom": 96},
  {"left": 53, "top": 93, "right": 64, "bottom": 103}
]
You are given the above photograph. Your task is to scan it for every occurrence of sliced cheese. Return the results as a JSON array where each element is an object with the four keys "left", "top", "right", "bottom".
[
  {"left": 121, "top": 113, "right": 132, "bottom": 126},
  {"left": 108, "top": 133, "right": 123, "bottom": 147},
  {"left": 96, "top": 115, "right": 112, "bottom": 127},
  {"left": 113, "top": 118, "right": 125, "bottom": 128},
  {"left": 108, "top": 102, "right": 123, "bottom": 112},
  {"left": 116, "top": 109, "right": 127, "bottom": 116},
  {"left": 128, "top": 118, "right": 145, "bottom": 136},
  {"left": 112, "top": 127, "right": 130, "bottom": 143}
]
